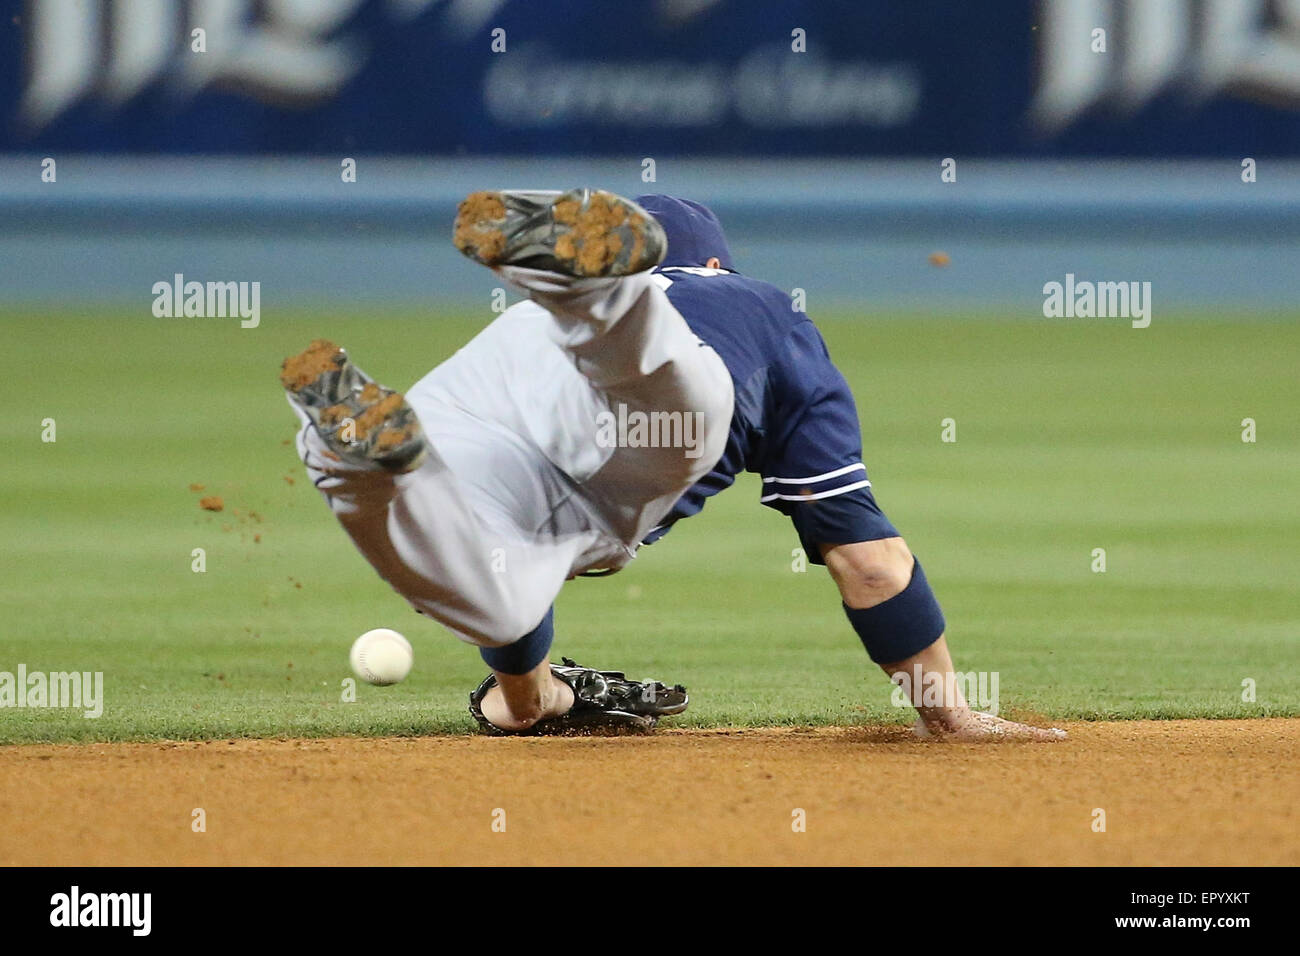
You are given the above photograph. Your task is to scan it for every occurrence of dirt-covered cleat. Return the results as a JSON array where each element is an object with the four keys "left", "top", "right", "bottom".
[
  {"left": 453, "top": 188, "right": 667, "bottom": 277},
  {"left": 468, "top": 656, "right": 689, "bottom": 736},
  {"left": 280, "top": 339, "right": 427, "bottom": 474}
]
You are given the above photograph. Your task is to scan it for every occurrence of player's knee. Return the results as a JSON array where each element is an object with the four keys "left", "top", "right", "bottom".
[{"left": 822, "top": 537, "right": 914, "bottom": 610}]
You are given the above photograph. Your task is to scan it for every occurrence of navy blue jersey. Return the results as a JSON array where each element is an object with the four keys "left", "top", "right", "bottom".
[
  {"left": 631, "top": 194, "right": 898, "bottom": 560},
  {"left": 642, "top": 266, "right": 898, "bottom": 558}
]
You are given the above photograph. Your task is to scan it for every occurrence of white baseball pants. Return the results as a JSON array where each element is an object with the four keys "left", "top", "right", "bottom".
[{"left": 294, "top": 267, "right": 734, "bottom": 648}]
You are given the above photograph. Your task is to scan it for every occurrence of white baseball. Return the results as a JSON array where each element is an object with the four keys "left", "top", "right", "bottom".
[{"left": 349, "top": 628, "right": 413, "bottom": 685}]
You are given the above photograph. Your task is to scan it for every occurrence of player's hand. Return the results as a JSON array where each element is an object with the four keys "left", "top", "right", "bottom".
[{"left": 912, "top": 710, "right": 1067, "bottom": 742}]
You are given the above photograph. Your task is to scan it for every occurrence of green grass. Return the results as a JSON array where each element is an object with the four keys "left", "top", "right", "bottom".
[{"left": 2, "top": 308, "right": 1297, "bottom": 743}]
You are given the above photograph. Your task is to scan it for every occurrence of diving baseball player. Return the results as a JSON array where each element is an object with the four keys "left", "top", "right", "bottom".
[{"left": 281, "top": 188, "right": 1065, "bottom": 741}]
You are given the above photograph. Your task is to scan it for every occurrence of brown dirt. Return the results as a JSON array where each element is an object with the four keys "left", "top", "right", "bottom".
[
  {"left": 453, "top": 191, "right": 507, "bottom": 261},
  {"left": 2, "top": 720, "right": 1294, "bottom": 866},
  {"left": 198, "top": 495, "right": 223, "bottom": 512},
  {"left": 557, "top": 192, "right": 626, "bottom": 275},
  {"left": 552, "top": 197, "right": 579, "bottom": 224},
  {"left": 279, "top": 339, "right": 342, "bottom": 391},
  {"left": 352, "top": 392, "right": 404, "bottom": 440},
  {"left": 318, "top": 402, "right": 351, "bottom": 425},
  {"left": 373, "top": 418, "right": 418, "bottom": 452}
]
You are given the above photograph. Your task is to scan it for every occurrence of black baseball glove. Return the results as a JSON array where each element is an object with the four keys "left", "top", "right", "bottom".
[{"left": 469, "top": 657, "right": 688, "bottom": 736}]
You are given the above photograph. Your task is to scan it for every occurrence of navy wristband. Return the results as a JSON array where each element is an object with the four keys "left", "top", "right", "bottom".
[{"left": 842, "top": 558, "right": 946, "bottom": 665}]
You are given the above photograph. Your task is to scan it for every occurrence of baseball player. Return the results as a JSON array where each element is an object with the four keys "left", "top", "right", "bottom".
[{"left": 281, "top": 188, "right": 1064, "bottom": 741}]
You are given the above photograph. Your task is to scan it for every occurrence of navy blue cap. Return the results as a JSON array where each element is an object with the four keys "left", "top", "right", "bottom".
[{"left": 634, "top": 194, "right": 735, "bottom": 271}]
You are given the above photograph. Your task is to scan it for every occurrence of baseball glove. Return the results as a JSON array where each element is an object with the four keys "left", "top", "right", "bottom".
[{"left": 469, "top": 657, "right": 688, "bottom": 736}]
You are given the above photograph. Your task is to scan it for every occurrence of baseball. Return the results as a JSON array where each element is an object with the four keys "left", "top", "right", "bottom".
[{"left": 349, "top": 628, "right": 413, "bottom": 685}]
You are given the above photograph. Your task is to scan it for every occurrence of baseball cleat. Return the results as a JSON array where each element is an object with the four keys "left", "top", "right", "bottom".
[
  {"left": 468, "top": 657, "right": 689, "bottom": 736},
  {"left": 453, "top": 188, "right": 667, "bottom": 277},
  {"left": 280, "top": 339, "right": 427, "bottom": 474}
]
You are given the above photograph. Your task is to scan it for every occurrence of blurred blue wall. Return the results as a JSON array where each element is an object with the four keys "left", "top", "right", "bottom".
[{"left": 2, "top": 156, "right": 1298, "bottom": 311}]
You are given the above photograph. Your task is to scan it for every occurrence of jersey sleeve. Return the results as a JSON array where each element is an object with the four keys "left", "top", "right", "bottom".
[
  {"left": 759, "top": 320, "right": 873, "bottom": 510},
  {"left": 760, "top": 321, "right": 899, "bottom": 562}
]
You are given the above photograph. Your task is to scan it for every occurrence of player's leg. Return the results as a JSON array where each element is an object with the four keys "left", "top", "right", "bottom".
[
  {"left": 444, "top": 189, "right": 723, "bottom": 732},
  {"left": 396, "top": 285, "right": 714, "bottom": 728},
  {"left": 454, "top": 189, "right": 733, "bottom": 545},
  {"left": 282, "top": 339, "right": 568, "bottom": 648},
  {"left": 284, "top": 340, "right": 687, "bottom": 736},
  {"left": 446, "top": 278, "right": 716, "bottom": 727},
  {"left": 818, "top": 537, "right": 1066, "bottom": 741},
  {"left": 462, "top": 276, "right": 722, "bottom": 726},
  {"left": 501, "top": 264, "right": 733, "bottom": 542}
]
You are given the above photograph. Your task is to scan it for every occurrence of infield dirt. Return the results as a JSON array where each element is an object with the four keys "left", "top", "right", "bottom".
[{"left": 2, "top": 719, "right": 1294, "bottom": 866}]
